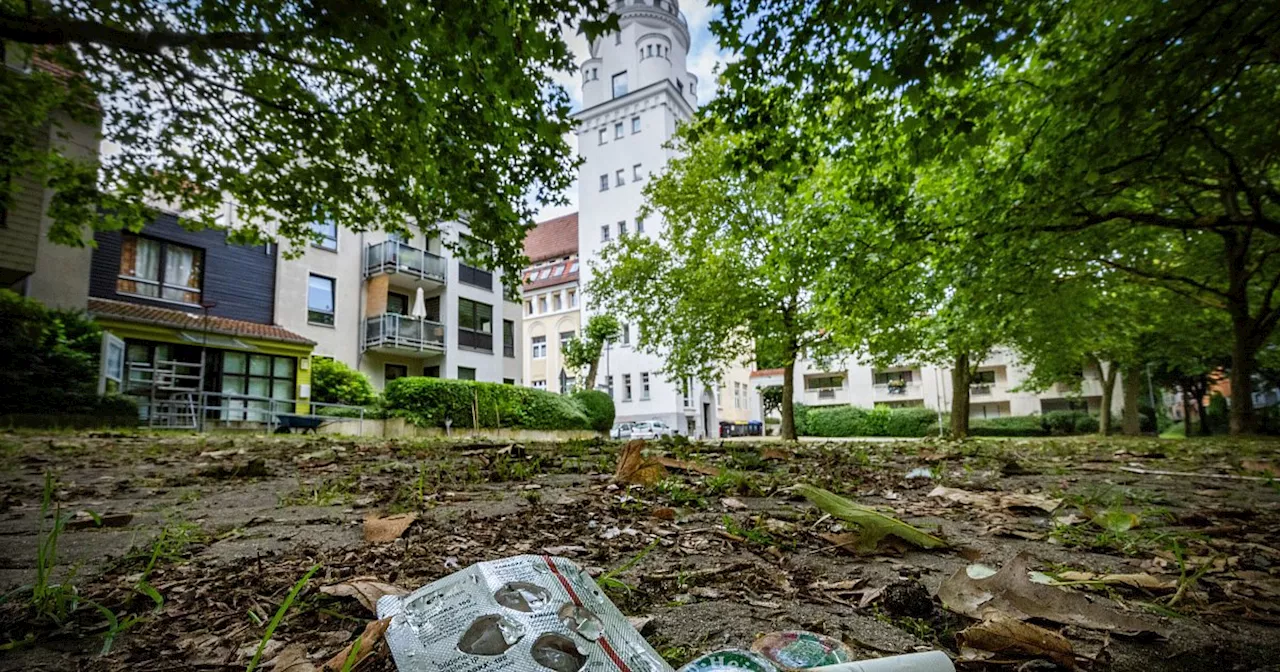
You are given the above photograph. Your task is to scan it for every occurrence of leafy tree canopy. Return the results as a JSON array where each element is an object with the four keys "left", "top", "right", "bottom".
[{"left": 1, "top": 0, "right": 618, "bottom": 279}]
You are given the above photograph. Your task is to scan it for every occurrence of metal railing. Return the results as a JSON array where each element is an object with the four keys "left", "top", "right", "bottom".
[
  {"left": 817, "top": 388, "right": 836, "bottom": 400},
  {"left": 123, "top": 391, "right": 374, "bottom": 435},
  {"left": 363, "top": 313, "right": 446, "bottom": 352},
  {"left": 970, "top": 384, "right": 994, "bottom": 396},
  {"left": 364, "top": 240, "right": 447, "bottom": 282}
]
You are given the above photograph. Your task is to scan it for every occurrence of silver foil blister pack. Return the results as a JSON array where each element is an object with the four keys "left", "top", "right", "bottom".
[{"left": 377, "top": 554, "right": 674, "bottom": 672}]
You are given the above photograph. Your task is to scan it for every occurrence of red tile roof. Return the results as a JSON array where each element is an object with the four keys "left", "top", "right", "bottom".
[
  {"left": 523, "top": 260, "right": 580, "bottom": 291},
  {"left": 88, "top": 298, "right": 314, "bottom": 346},
  {"left": 524, "top": 213, "right": 578, "bottom": 263},
  {"left": 750, "top": 368, "right": 786, "bottom": 378}
]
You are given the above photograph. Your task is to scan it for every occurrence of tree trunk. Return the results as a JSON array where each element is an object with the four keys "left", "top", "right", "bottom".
[
  {"left": 1094, "top": 356, "right": 1117, "bottom": 436},
  {"left": 1193, "top": 385, "right": 1210, "bottom": 435},
  {"left": 780, "top": 359, "right": 797, "bottom": 441},
  {"left": 583, "top": 358, "right": 599, "bottom": 392},
  {"left": 1229, "top": 317, "right": 1258, "bottom": 435},
  {"left": 950, "top": 352, "right": 971, "bottom": 439},
  {"left": 1181, "top": 385, "right": 1193, "bottom": 437},
  {"left": 1121, "top": 363, "right": 1142, "bottom": 435}
]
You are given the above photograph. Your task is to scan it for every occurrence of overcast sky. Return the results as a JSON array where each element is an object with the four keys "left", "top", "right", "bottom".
[{"left": 534, "top": 0, "right": 728, "bottom": 223}]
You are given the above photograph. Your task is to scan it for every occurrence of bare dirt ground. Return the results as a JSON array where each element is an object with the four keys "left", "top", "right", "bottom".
[{"left": 1, "top": 431, "right": 1279, "bottom": 671}]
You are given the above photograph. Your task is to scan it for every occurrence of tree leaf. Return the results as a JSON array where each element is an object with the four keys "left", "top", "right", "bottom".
[{"left": 792, "top": 483, "right": 947, "bottom": 551}]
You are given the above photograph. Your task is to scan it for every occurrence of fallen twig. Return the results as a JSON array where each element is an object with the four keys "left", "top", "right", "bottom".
[
  {"left": 646, "top": 562, "right": 752, "bottom": 580},
  {"left": 1117, "top": 466, "right": 1270, "bottom": 481}
]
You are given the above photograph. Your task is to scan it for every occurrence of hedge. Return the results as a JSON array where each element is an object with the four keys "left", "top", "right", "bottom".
[
  {"left": 572, "top": 390, "right": 615, "bottom": 432},
  {"left": 796, "top": 404, "right": 940, "bottom": 438},
  {"left": 384, "top": 377, "right": 614, "bottom": 431},
  {"left": 970, "top": 416, "right": 1048, "bottom": 437},
  {"left": 0, "top": 395, "right": 139, "bottom": 429},
  {"left": 311, "top": 357, "right": 376, "bottom": 406}
]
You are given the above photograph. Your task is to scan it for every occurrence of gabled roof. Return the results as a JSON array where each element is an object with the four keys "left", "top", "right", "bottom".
[
  {"left": 88, "top": 298, "right": 314, "bottom": 345},
  {"left": 524, "top": 213, "right": 578, "bottom": 263}
]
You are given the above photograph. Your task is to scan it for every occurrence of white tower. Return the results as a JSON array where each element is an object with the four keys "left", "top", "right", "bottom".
[{"left": 575, "top": 0, "right": 720, "bottom": 436}]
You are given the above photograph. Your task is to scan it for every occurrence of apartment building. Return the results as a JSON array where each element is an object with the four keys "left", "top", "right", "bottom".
[
  {"left": 749, "top": 349, "right": 1123, "bottom": 422},
  {"left": 573, "top": 0, "right": 752, "bottom": 436},
  {"left": 522, "top": 213, "right": 581, "bottom": 393},
  {"left": 275, "top": 222, "right": 523, "bottom": 389}
]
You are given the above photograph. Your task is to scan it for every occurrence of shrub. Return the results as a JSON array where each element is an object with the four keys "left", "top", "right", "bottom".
[
  {"left": 792, "top": 403, "right": 811, "bottom": 436},
  {"left": 970, "top": 416, "right": 1048, "bottom": 437},
  {"left": 1074, "top": 413, "right": 1100, "bottom": 434},
  {"left": 0, "top": 289, "right": 101, "bottom": 413},
  {"left": 797, "top": 405, "right": 938, "bottom": 437},
  {"left": 384, "top": 377, "right": 592, "bottom": 431},
  {"left": 885, "top": 407, "right": 941, "bottom": 437},
  {"left": 803, "top": 406, "right": 869, "bottom": 437},
  {"left": 310, "top": 357, "right": 376, "bottom": 406},
  {"left": 572, "top": 390, "right": 615, "bottom": 432},
  {"left": 1042, "top": 410, "right": 1080, "bottom": 435},
  {"left": 1205, "top": 393, "right": 1229, "bottom": 433}
]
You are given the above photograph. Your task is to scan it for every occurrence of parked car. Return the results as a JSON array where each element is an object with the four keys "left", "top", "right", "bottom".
[
  {"left": 610, "top": 422, "right": 633, "bottom": 439},
  {"left": 630, "top": 420, "right": 676, "bottom": 440}
]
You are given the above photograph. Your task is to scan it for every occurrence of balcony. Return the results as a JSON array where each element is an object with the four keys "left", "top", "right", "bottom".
[
  {"left": 365, "top": 241, "right": 446, "bottom": 286},
  {"left": 970, "top": 384, "right": 993, "bottom": 396},
  {"left": 363, "top": 314, "right": 445, "bottom": 355},
  {"left": 872, "top": 382, "right": 923, "bottom": 402}
]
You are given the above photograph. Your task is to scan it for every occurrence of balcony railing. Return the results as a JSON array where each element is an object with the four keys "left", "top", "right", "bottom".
[
  {"left": 970, "top": 384, "right": 993, "bottom": 396},
  {"left": 365, "top": 241, "right": 446, "bottom": 283},
  {"left": 817, "top": 388, "right": 836, "bottom": 400},
  {"left": 363, "top": 314, "right": 445, "bottom": 352}
]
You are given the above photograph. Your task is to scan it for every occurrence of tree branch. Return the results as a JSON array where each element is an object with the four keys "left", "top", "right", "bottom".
[
  {"left": 0, "top": 12, "right": 277, "bottom": 53},
  {"left": 1091, "top": 256, "right": 1230, "bottom": 302}
]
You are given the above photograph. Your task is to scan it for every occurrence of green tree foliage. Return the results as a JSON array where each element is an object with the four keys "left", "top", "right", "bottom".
[
  {"left": 562, "top": 314, "right": 619, "bottom": 392},
  {"left": 591, "top": 121, "right": 914, "bottom": 440},
  {"left": 571, "top": 390, "right": 615, "bottom": 432},
  {"left": 309, "top": 357, "right": 375, "bottom": 407},
  {"left": 0, "top": 0, "right": 618, "bottom": 279},
  {"left": 708, "top": 0, "right": 1280, "bottom": 434}
]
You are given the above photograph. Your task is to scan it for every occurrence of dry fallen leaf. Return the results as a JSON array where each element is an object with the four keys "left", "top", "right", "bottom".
[
  {"left": 1056, "top": 571, "right": 1176, "bottom": 591},
  {"left": 322, "top": 617, "right": 391, "bottom": 671},
  {"left": 928, "top": 485, "right": 1061, "bottom": 513},
  {"left": 957, "top": 613, "right": 1075, "bottom": 669},
  {"left": 363, "top": 513, "right": 417, "bottom": 543},
  {"left": 319, "top": 577, "right": 409, "bottom": 615},
  {"left": 721, "top": 497, "right": 748, "bottom": 510},
  {"left": 271, "top": 643, "right": 317, "bottom": 672},
  {"left": 614, "top": 440, "right": 667, "bottom": 486},
  {"left": 938, "top": 552, "right": 1165, "bottom": 635}
]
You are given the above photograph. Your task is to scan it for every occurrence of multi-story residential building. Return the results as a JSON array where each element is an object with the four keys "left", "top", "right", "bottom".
[
  {"left": 573, "top": 0, "right": 751, "bottom": 436},
  {"left": 274, "top": 222, "right": 523, "bottom": 389},
  {"left": 521, "top": 213, "right": 581, "bottom": 393},
  {"left": 749, "top": 350, "right": 1123, "bottom": 423}
]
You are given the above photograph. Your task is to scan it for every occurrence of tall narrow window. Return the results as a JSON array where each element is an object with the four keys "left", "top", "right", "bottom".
[
  {"left": 636, "top": 217, "right": 645, "bottom": 234},
  {"left": 633, "top": 163, "right": 643, "bottom": 181},
  {"left": 615, "top": 169, "right": 625, "bottom": 187},
  {"left": 605, "top": 374, "right": 615, "bottom": 398},
  {"left": 641, "top": 372, "right": 651, "bottom": 400},
  {"left": 614, "top": 122, "right": 624, "bottom": 139},
  {"left": 503, "top": 319, "right": 515, "bottom": 357},
  {"left": 600, "top": 224, "right": 610, "bottom": 242},
  {"left": 307, "top": 274, "right": 335, "bottom": 325},
  {"left": 310, "top": 218, "right": 337, "bottom": 250},
  {"left": 598, "top": 128, "right": 607, "bottom": 145},
  {"left": 632, "top": 116, "right": 641, "bottom": 133},
  {"left": 623, "top": 374, "right": 633, "bottom": 401},
  {"left": 620, "top": 323, "right": 630, "bottom": 345},
  {"left": 618, "top": 220, "right": 627, "bottom": 237},
  {"left": 612, "top": 71, "right": 628, "bottom": 98},
  {"left": 552, "top": 294, "right": 562, "bottom": 311},
  {"left": 599, "top": 174, "right": 609, "bottom": 191},
  {"left": 457, "top": 298, "right": 493, "bottom": 352}
]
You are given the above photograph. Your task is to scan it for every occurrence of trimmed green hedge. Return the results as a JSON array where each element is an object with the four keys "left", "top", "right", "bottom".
[
  {"left": 384, "top": 377, "right": 613, "bottom": 431},
  {"left": 970, "top": 416, "right": 1048, "bottom": 437},
  {"left": 796, "top": 404, "right": 940, "bottom": 438},
  {"left": 572, "top": 390, "right": 615, "bottom": 432},
  {"left": 311, "top": 357, "right": 376, "bottom": 406}
]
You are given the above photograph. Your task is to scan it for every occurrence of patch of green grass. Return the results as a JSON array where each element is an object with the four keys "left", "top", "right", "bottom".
[
  {"left": 489, "top": 453, "right": 545, "bottom": 482},
  {"left": 727, "top": 449, "right": 767, "bottom": 471},
  {"left": 245, "top": 564, "right": 320, "bottom": 672},
  {"left": 656, "top": 478, "right": 706, "bottom": 507},
  {"left": 703, "top": 469, "right": 760, "bottom": 497},
  {"left": 722, "top": 515, "right": 791, "bottom": 550},
  {"left": 281, "top": 468, "right": 361, "bottom": 506},
  {"left": 597, "top": 540, "right": 659, "bottom": 599}
]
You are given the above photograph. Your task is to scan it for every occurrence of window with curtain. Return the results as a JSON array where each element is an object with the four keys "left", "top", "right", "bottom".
[{"left": 117, "top": 235, "right": 203, "bottom": 304}]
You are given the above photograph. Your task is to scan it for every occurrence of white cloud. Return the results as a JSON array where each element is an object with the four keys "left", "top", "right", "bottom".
[
  {"left": 681, "top": 0, "right": 714, "bottom": 34},
  {"left": 534, "top": 129, "right": 581, "bottom": 223}
]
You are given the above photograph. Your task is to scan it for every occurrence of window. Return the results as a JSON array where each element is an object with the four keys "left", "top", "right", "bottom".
[
  {"left": 532, "top": 335, "right": 547, "bottom": 359},
  {"left": 307, "top": 274, "right": 335, "bottom": 325},
  {"left": 552, "top": 294, "right": 562, "bottom": 311},
  {"left": 117, "top": 235, "right": 204, "bottom": 304},
  {"left": 614, "top": 31, "right": 621, "bottom": 45},
  {"left": 615, "top": 169, "right": 624, "bottom": 187},
  {"left": 641, "top": 372, "right": 651, "bottom": 400},
  {"left": 734, "top": 382, "right": 742, "bottom": 409},
  {"left": 457, "top": 235, "right": 494, "bottom": 290},
  {"left": 533, "top": 379, "right": 547, "bottom": 390},
  {"left": 972, "top": 370, "right": 997, "bottom": 385},
  {"left": 504, "top": 378, "right": 515, "bottom": 385},
  {"left": 424, "top": 365, "right": 440, "bottom": 377},
  {"left": 525, "top": 300, "right": 533, "bottom": 315},
  {"left": 633, "top": 164, "right": 643, "bottom": 181},
  {"left": 219, "top": 352, "right": 295, "bottom": 420},
  {"left": 620, "top": 323, "right": 629, "bottom": 345},
  {"left": 538, "top": 268, "right": 550, "bottom": 280},
  {"left": 623, "top": 374, "right": 633, "bottom": 401},
  {"left": 682, "top": 377, "right": 691, "bottom": 408},
  {"left": 310, "top": 218, "right": 337, "bottom": 250},
  {"left": 632, "top": 116, "right": 641, "bottom": 133},
  {"left": 569, "top": 261, "right": 579, "bottom": 273},
  {"left": 538, "top": 296, "right": 548, "bottom": 313},
  {"left": 605, "top": 374, "right": 614, "bottom": 398},
  {"left": 552, "top": 265, "right": 564, "bottom": 277},
  {"left": 457, "top": 367, "right": 476, "bottom": 381},
  {"left": 600, "top": 224, "right": 610, "bottom": 242},
  {"left": 612, "top": 71, "right": 628, "bottom": 98},
  {"left": 636, "top": 217, "right": 645, "bottom": 234},
  {"left": 560, "top": 331, "right": 574, "bottom": 350},
  {"left": 618, "top": 220, "right": 627, "bottom": 237},
  {"left": 458, "top": 298, "right": 493, "bottom": 351},
  {"left": 872, "top": 371, "right": 913, "bottom": 385},
  {"left": 386, "top": 291, "right": 409, "bottom": 315},
  {"left": 614, "top": 122, "right": 624, "bottom": 139},
  {"left": 600, "top": 174, "right": 609, "bottom": 191},
  {"left": 646, "top": 45, "right": 653, "bottom": 57},
  {"left": 598, "top": 128, "right": 607, "bottom": 145},
  {"left": 806, "top": 375, "right": 844, "bottom": 390},
  {"left": 385, "top": 364, "right": 408, "bottom": 382},
  {"left": 503, "top": 319, "right": 515, "bottom": 358},
  {"left": 568, "top": 289, "right": 578, "bottom": 307}
]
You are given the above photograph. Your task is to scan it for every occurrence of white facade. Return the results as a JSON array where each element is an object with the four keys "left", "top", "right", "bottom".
[
  {"left": 749, "top": 349, "right": 1124, "bottom": 423},
  {"left": 275, "top": 223, "right": 522, "bottom": 390},
  {"left": 575, "top": 0, "right": 737, "bottom": 436}
]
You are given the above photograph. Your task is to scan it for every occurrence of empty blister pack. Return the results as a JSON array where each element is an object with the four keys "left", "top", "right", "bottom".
[{"left": 378, "top": 554, "right": 674, "bottom": 672}]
